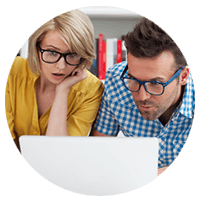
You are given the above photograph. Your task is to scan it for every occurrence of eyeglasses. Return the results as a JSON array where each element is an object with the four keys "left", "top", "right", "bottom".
[
  {"left": 38, "top": 45, "right": 84, "bottom": 66},
  {"left": 120, "top": 65, "right": 185, "bottom": 96}
]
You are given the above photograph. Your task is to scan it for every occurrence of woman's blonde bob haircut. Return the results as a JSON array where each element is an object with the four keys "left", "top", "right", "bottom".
[{"left": 28, "top": 9, "right": 95, "bottom": 74}]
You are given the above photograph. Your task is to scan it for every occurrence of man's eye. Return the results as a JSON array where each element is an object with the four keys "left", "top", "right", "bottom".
[{"left": 149, "top": 81, "right": 161, "bottom": 87}]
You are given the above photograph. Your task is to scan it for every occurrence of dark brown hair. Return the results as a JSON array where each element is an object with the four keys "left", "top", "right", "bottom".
[{"left": 125, "top": 17, "right": 187, "bottom": 70}]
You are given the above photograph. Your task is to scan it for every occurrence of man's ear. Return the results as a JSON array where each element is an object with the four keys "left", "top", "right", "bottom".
[{"left": 180, "top": 67, "right": 189, "bottom": 85}]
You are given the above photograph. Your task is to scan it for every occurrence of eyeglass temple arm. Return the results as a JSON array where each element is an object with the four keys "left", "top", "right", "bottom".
[
  {"left": 163, "top": 66, "right": 185, "bottom": 87},
  {"left": 121, "top": 65, "right": 129, "bottom": 78}
]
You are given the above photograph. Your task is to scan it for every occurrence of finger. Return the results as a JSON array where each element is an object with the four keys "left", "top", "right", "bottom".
[
  {"left": 71, "top": 68, "right": 79, "bottom": 76},
  {"left": 77, "top": 63, "right": 85, "bottom": 70},
  {"left": 82, "top": 69, "right": 88, "bottom": 79},
  {"left": 71, "top": 70, "right": 77, "bottom": 76},
  {"left": 72, "top": 64, "right": 86, "bottom": 76},
  {"left": 81, "top": 64, "right": 85, "bottom": 70}
]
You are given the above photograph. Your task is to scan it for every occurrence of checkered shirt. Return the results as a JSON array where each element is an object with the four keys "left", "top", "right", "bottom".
[{"left": 94, "top": 61, "right": 195, "bottom": 168}]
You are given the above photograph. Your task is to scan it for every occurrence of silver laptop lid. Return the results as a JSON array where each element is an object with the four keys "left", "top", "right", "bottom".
[{"left": 19, "top": 136, "right": 158, "bottom": 195}]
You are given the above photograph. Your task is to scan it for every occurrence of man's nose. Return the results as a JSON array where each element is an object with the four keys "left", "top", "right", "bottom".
[{"left": 137, "top": 85, "right": 151, "bottom": 101}]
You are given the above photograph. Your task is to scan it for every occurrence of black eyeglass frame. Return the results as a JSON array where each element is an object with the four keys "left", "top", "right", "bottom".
[
  {"left": 38, "top": 45, "right": 84, "bottom": 66},
  {"left": 120, "top": 65, "right": 185, "bottom": 96}
]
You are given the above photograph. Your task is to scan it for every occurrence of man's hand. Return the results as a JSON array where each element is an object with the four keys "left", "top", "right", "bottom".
[{"left": 158, "top": 166, "right": 168, "bottom": 175}]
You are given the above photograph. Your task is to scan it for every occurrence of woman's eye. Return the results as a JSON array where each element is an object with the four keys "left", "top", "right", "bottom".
[
  {"left": 48, "top": 51, "right": 58, "bottom": 56},
  {"left": 68, "top": 53, "right": 77, "bottom": 58}
]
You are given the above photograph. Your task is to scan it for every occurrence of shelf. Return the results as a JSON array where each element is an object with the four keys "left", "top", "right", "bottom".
[{"left": 79, "top": 6, "right": 140, "bottom": 18}]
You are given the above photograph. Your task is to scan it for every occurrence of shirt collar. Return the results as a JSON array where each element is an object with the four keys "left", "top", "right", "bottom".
[{"left": 178, "top": 73, "right": 195, "bottom": 119}]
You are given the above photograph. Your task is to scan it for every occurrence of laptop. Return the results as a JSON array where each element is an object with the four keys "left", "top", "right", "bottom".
[{"left": 19, "top": 136, "right": 158, "bottom": 195}]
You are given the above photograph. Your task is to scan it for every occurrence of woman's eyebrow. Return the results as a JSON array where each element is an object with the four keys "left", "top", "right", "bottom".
[
  {"left": 44, "top": 45, "right": 60, "bottom": 51},
  {"left": 44, "top": 45, "right": 71, "bottom": 53}
]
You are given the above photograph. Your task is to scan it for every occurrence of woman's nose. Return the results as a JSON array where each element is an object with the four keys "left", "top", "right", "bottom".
[{"left": 56, "top": 57, "right": 67, "bottom": 70}]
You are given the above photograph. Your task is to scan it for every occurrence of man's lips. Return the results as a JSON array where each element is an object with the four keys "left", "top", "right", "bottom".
[
  {"left": 141, "top": 104, "right": 153, "bottom": 108},
  {"left": 141, "top": 105, "right": 154, "bottom": 110}
]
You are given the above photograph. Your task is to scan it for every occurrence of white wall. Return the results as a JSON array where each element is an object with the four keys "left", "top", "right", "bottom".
[
  {"left": 20, "top": 40, "right": 28, "bottom": 58},
  {"left": 19, "top": 7, "right": 142, "bottom": 57}
]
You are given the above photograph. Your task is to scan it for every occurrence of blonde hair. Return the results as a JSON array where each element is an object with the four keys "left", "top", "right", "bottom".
[{"left": 28, "top": 9, "right": 95, "bottom": 73}]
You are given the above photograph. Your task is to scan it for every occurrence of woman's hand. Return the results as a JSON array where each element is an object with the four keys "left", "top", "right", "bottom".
[
  {"left": 46, "top": 65, "right": 88, "bottom": 136},
  {"left": 56, "top": 65, "right": 88, "bottom": 93}
]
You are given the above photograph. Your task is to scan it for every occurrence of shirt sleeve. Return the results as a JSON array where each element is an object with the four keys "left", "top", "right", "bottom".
[
  {"left": 93, "top": 91, "right": 120, "bottom": 136},
  {"left": 5, "top": 75, "right": 16, "bottom": 140},
  {"left": 172, "top": 122, "right": 191, "bottom": 156},
  {"left": 158, "top": 117, "right": 192, "bottom": 168},
  {"left": 67, "top": 81, "right": 104, "bottom": 137}
]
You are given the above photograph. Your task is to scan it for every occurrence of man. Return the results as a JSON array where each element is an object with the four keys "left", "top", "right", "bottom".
[{"left": 90, "top": 18, "right": 195, "bottom": 175}]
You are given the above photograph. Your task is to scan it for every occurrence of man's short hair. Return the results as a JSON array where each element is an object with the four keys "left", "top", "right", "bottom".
[{"left": 125, "top": 17, "right": 187, "bottom": 70}]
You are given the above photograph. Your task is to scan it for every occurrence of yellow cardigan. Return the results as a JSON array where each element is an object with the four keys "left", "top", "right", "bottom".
[{"left": 5, "top": 56, "right": 103, "bottom": 140}]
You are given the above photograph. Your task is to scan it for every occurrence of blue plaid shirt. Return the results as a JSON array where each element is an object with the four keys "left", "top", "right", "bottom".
[{"left": 94, "top": 61, "right": 195, "bottom": 168}]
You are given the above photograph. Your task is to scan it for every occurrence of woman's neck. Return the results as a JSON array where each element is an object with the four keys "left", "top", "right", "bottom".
[{"left": 37, "top": 73, "right": 56, "bottom": 93}]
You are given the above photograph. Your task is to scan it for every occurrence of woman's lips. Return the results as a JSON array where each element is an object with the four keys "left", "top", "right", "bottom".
[
  {"left": 52, "top": 73, "right": 65, "bottom": 80},
  {"left": 53, "top": 73, "right": 64, "bottom": 76}
]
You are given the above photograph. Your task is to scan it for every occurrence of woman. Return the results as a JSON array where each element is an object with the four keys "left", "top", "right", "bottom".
[{"left": 5, "top": 10, "right": 103, "bottom": 151}]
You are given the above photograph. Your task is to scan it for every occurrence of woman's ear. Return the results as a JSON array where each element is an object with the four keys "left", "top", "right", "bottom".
[{"left": 180, "top": 67, "right": 189, "bottom": 85}]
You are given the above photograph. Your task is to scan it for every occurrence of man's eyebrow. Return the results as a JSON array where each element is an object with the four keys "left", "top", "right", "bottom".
[
  {"left": 149, "top": 77, "right": 166, "bottom": 82},
  {"left": 127, "top": 73, "right": 166, "bottom": 82},
  {"left": 127, "top": 73, "right": 135, "bottom": 78}
]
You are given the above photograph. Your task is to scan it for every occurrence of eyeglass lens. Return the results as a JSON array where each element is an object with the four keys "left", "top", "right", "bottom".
[
  {"left": 42, "top": 50, "right": 82, "bottom": 65},
  {"left": 123, "top": 78, "right": 164, "bottom": 95}
]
